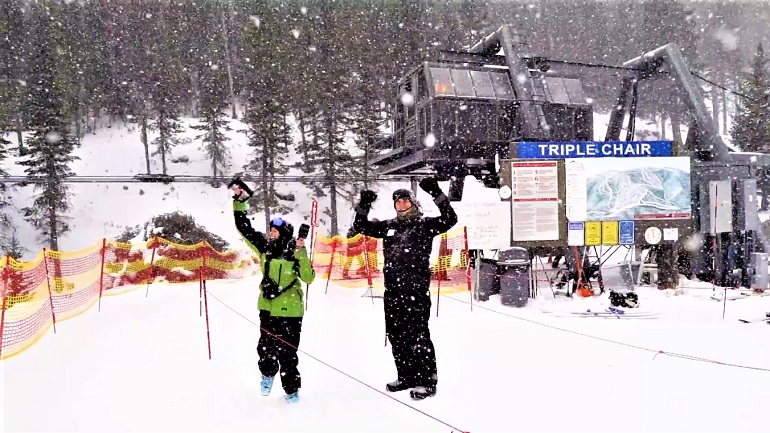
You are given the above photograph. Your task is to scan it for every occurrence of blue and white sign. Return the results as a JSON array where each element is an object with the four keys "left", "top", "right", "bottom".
[
  {"left": 567, "top": 221, "right": 585, "bottom": 246},
  {"left": 619, "top": 220, "right": 635, "bottom": 245},
  {"left": 516, "top": 141, "right": 673, "bottom": 159}
]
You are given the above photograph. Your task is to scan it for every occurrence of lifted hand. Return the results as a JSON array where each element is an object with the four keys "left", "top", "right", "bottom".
[
  {"left": 419, "top": 177, "right": 443, "bottom": 198},
  {"left": 231, "top": 186, "right": 249, "bottom": 202}
]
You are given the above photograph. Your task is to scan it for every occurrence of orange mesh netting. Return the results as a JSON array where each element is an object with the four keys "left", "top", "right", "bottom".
[
  {"left": 311, "top": 226, "right": 470, "bottom": 295},
  {"left": 1, "top": 227, "right": 471, "bottom": 360}
]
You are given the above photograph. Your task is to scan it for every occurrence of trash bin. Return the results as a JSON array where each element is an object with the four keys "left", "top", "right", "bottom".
[
  {"left": 618, "top": 261, "right": 641, "bottom": 290},
  {"left": 472, "top": 258, "right": 499, "bottom": 302},
  {"left": 497, "top": 247, "right": 530, "bottom": 307}
]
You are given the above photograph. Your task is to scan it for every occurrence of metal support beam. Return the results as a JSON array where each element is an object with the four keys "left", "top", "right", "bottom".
[
  {"left": 469, "top": 25, "right": 550, "bottom": 141},
  {"left": 622, "top": 43, "right": 731, "bottom": 162}
]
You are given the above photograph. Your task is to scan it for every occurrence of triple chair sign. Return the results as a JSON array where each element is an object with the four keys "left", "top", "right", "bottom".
[{"left": 509, "top": 140, "right": 691, "bottom": 247}]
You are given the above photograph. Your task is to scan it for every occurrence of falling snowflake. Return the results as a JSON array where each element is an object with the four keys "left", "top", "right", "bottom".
[
  {"left": 400, "top": 92, "right": 414, "bottom": 106},
  {"left": 713, "top": 28, "right": 738, "bottom": 52},
  {"left": 291, "top": 29, "right": 300, "bottom": 39},
  {"left": 423, "top": 133, "right": 436, "bottom": 148},
  {"left": 249, "top": 15, "right": 260, "bottom": 28}
]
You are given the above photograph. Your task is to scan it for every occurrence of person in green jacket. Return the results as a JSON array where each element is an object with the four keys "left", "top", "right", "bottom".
[{"left": 231, "top": 185, "right": 315, "bottom": 403}]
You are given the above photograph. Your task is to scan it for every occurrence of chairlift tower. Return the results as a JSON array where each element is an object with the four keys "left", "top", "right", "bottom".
[{"left": 370, "top": 25, "right": 770, "bottom": 296}]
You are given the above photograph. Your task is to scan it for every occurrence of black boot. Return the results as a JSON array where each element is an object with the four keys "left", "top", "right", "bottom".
[
  {"left": 385, "top": 379, "right": 412, "bottom": 392},
  {"left": 409, "top": 386, "right": 436, "bottom": 400}
]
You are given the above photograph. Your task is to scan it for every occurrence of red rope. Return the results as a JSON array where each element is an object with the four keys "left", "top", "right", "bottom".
[{"left": 207, "top": 292, "right": 469, "bottom": 433}]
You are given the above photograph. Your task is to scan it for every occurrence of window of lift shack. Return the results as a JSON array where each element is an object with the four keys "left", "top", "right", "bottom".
[{"left": 429, "top": 66, "right": 515, "bottom": 100}]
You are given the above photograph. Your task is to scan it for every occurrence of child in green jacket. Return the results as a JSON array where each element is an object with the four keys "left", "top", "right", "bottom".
[{"left": 231, "top": 185, "right": 315, "bottom": 403}]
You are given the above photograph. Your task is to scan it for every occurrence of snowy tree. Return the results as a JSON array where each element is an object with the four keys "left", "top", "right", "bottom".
[
  {"left": 0, "top": 225, "right": 25, "bottom": 260},
  {"left": 1, "top": 0, "right": 26, "bottom": 155},
  {"left": 147, "top": 5, "right": 187, "bottom": 176},
  {"left": 731, "top": 43, "right": 770, "bottom": 153},
  {"left": 17, "top": 2, "right": 78, "bottom": 251},
  {"left": 192, "top": 90, "right": 231, "bottom": 178},
  {"left": 0, "top": 139, "right": 12, "bottom": 255},
  {"left": 190, "top": 9, "right": 231, "bottom": 178},
  {"left": 238, "top": 5, "right": 299, "bottom": 228},
  {"left": 242, "top": 100, "right": 292, "bottom": 229}
]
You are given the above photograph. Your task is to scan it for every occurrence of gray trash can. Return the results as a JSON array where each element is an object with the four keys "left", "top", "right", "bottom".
[
  {"left": 473, "top": 258, "right": 499, "bottom": 302},
  {"left": 618, "top": 261, "right": 641, "bottom": 290},
  {"left": 497, "top": 247, "right": 530, "bottom": 307}
]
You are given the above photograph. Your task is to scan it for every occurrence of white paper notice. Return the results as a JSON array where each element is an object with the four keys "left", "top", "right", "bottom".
[
  {"left": 663, "top": 227, "right": 679, "bottom": 241},
  {"left": 511, "top": 161, "right": 560, "bottom": 241},
  {"left": 565, "top": 159, "right": 588, "bottom": 222},
  {"left": 453, "top": 202, "right": 512, "bottom": 250}
]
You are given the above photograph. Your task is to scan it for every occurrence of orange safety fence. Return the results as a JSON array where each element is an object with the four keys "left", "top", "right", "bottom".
[
  {"left": 0, "top": 227, "right": 472, "bottom": 360},
  {"left": 312, "top": 226, "right": 471, "bottom": 296}
]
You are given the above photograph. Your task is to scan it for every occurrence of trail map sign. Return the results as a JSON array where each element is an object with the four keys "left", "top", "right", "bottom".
[{"left": 502, "top": 140, "right": 692, "bottom": 247}]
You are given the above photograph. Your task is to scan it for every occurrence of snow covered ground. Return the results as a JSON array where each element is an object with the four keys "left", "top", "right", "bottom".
[{"left": 4, "top": 276, "right": 770, "bottom": 433}]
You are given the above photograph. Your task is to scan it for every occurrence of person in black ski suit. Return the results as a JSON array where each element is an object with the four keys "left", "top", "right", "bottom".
[{"left": 353, "top": 177, "right": 457, "bottom": 400}]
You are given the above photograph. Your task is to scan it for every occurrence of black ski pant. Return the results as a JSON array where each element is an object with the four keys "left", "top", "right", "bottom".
[
  {"left": 258, "top": 311, "right": 303, "bottom": 394},
  {"left": 383, "top": 289, "right": 437, "bottom": 388}
]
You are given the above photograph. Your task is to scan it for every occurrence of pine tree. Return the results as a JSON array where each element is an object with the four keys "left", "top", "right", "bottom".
[
  {"left": 1, "top": 0, "right": 26, "bottom": 155},
  {"left": 17, "top": 2, "right": 78, "bottom": 251},
  {"left": 731, "top": 43, "right": 770, "bottom": 153},
  {"left": 0, "top": 224, "right": 25, "bottom": 260},
  {"left": 193, "top": 90, "right": 231, "bottom": 178},
  {"left": 239, "top": 5, "right": 295, "bottom": 228},
  {"left": 191, "top": 12, "right": 231, "bottom": 179},
  {"left": 241, "top": 100, "right": 292, "bottom": 229},
  {"left": 147, "top": 2, "right": 187, "bottom": 175}
]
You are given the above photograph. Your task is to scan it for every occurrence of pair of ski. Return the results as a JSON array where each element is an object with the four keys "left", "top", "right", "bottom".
[
  {"left": 570, "top": 306, "right": 657, "bottom": 319},
  {"left": 738, "top": 313, "right": 770, "bottom": 324},
  {"left": 711, "top": 291, "right": 770, "bottom": 302}
]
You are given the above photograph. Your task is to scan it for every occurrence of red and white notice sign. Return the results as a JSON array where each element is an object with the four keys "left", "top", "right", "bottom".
[{"left": 510, "top": 161, "right": 560, "bottom": 241}]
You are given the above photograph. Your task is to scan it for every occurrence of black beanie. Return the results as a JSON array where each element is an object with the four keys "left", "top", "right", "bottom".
[
  {"left": 270, "top": 218, "right": 294, "bottom": 239},
  {"left": 392, "top": 189, "right": 413, "bottom": 202}
]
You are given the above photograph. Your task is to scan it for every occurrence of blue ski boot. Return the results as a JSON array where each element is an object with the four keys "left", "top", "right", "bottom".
[
  {"left": 260, "top": 375, "right": 275, "bottom": 396},
  {"left": 285, "top": 391, "right": 299, "bottom": 403}
]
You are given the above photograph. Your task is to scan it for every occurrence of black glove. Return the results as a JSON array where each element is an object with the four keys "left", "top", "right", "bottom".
[
  {"left": 228, "top": 177, "right": 253, "bottom": 202},
  {"left": 358, "top": 190, "right": 377, "bottom": 212},
  {"left": 419, "top": 177, "right": 443, "bottom": 198}
]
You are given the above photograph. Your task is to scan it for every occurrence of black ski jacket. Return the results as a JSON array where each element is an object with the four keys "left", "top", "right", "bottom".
[{"left": 353, "top": 195, "right": 458, "bottom": 293}]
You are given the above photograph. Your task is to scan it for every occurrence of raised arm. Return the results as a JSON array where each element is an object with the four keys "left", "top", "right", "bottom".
[
  {"left": 233, "top": 199, "right": 269, "bottom": 254},
  {"left": 352, "top": 190, "right": 389, "bottom": 238},
  {"left": 419, "top": 177, "right": 458, "bottom": 236},
  {"left": 293, "top": 246, "right": 316, "bottom": 284}
]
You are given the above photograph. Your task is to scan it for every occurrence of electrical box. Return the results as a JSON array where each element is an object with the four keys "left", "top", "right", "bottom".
[
  {"left": 706, "top": 180, "right": 732, "bottom": 234},
  {"left": 750, "top": 253, "right": 770, "bottom": 291},
  {"left": 735, "top": 179, "right": 759, "bottom": 231}
]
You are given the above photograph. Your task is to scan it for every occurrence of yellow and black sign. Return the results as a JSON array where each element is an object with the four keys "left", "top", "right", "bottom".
[
  {"left": 584, "top": 222, "right": 602, "bottom": 246},
  {"left": 602, "top": 221, "right": 619, "bottom": 245}
]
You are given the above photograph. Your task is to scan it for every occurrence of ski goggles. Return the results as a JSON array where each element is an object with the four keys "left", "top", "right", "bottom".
[{"left": 270, "top": 217, "right": 286, "bottom": 228}]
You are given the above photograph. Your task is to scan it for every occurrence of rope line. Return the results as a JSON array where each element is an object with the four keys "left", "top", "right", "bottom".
[
  {"left": 206, "top": 291, "right": 470, "bottom": 433},
  {"left": 440, "top": 294, "right": 770, "bottom": 373}
]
